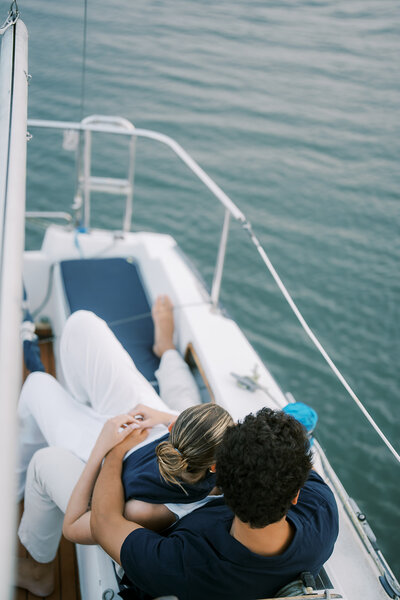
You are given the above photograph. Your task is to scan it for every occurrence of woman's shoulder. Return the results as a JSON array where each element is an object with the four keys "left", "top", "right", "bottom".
[{"left": 122, "top": 433, "right": 216, "bottom": 504}]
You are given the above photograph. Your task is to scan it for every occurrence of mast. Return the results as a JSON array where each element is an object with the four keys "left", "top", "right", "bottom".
[{"left": 0, "top": 4, "right": 29, "bottom": 597}]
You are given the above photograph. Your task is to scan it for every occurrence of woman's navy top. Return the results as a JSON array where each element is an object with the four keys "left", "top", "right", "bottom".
[{"left": 122, "top": 433, "right": 216, "bottom": 504}]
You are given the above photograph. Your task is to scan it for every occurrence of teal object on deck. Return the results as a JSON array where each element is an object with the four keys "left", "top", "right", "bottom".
[{"left": 283, "top": 402, "right": 318, "bottom": 436}]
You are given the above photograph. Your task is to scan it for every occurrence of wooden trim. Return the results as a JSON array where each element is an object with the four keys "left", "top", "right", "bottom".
[{"left": 184, "top": 342, "right": 215, "bottom": 403}]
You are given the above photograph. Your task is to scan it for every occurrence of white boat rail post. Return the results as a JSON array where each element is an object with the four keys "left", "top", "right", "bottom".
[
  {"left": 0, "top": 3, "right": 28, "bottom": 598},
  {"left": 124, "top": 132, "right": 136, "bottom": 232},
  {"left": 211, "top": 208, "right": 231, "bottom": 307},
  {"left": 83, "top": 124, "right": 92, "bottom": 229}
]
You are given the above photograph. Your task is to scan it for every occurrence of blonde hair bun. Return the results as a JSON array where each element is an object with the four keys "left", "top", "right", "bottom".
[
  {"left": 156, "top": 440, "right": 189, "bottom": 485},
  {"left": 155, "top": 403, "right": 234, "bottom": 489}
]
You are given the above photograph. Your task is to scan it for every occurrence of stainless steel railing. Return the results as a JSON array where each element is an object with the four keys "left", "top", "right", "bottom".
[{"left": 27, "top": 116, "right": 245, "bottom": 308}]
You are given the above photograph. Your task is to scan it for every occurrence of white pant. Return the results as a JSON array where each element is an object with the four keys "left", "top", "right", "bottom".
[
  {"left": 17, "top": 310, "right": 201, "bottom": 560},
  {"left": 19, "top": 447, "right": 86, "bottom": 563}
]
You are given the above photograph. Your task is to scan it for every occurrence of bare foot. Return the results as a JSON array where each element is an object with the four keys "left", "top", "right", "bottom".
[
  {"left": 16, "top": 556, "right": 55, "bottom": 597},
  {"left": 152, "top": 295, "right": 176, "bottom": 358}
]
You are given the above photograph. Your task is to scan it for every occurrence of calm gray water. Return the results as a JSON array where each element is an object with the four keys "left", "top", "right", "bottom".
[{"left": 10, "top": 0, "right": 400, "bottom": 578}]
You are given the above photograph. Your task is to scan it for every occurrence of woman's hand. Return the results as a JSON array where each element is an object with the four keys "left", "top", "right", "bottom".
[
  {"left": 129, "top": 403, "right": 176, "bottom": 430},
  {"left": 109, "top": 427, "right": 149, "bottom": 458},
  {"left": 93, "top": 414, "right": 139, "bottom": 459}
]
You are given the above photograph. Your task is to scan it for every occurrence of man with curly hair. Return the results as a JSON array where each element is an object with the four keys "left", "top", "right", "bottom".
[{"left": 91, "top": 407, "right": 339, "bottom": 600}]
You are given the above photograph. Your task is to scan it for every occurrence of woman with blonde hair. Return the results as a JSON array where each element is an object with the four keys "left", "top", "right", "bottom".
[
  {"left": 156, "top": 402, "right": 231, "bottom": 490},
  {"left": 62, "top": 401, "right": 234, "bottom": 545}
]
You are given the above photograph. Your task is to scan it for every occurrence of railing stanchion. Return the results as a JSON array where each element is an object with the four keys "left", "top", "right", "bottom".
[
  {"left": 83, "top": 128, "right": 92, "bottom": 229},
  {"left": 123, "top": 133, "right": 136, "bottom": 232},
  {"left": 211, "top": 208, "right": 230, "bottom": 307}
]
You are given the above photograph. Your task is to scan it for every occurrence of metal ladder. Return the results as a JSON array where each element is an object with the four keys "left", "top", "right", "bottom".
[{"left": 76, "top": 115, "right": 136, "bottom": 232}]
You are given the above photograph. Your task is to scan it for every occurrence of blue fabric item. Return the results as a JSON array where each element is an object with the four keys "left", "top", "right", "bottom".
[
  {"left": 23, "top": 339, "right": 45, "bottom": 373},
  {"left": 283, "top": 402, "right": 318, "bottom": 435},
  {"left": 60, "top": 258, "right": 160, "bottom": 385},
  {"left": 22, "top": 285, "right": 45, "bottom": 373},
  {"left": 122, "top": 433, "right": 216, "bottom": 504},
  {"left": 120, "top": 471, "right": 338, "bottom": 600}
]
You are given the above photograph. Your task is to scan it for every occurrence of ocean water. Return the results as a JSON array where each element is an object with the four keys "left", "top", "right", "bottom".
[{"left": 10, "top": 0, "right": 400, "bottom": 578}]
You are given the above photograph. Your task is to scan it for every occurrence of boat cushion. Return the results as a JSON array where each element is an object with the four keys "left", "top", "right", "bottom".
[{"left": 60, "top": 257, "right": 160, "bottom": 386}]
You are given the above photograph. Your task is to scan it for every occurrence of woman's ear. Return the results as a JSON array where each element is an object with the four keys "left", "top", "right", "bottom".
[{"left": 209, "top": 464, "right": 216, "bottom": 474}]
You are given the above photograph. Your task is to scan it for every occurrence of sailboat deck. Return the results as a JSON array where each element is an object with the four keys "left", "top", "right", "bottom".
[{"left": 15, "top": 332, "right": 81, "bottom": 600}]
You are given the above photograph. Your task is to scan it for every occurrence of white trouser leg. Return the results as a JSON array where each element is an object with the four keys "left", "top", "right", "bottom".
[
  {"left": 17, "top": 370, "right": 171, "bottom": 500},
  {"left": 155, "top": 349, "right": 202, "bottom": 412},
  {"left": 17, "top": 372, "right": 107, "bottom": 500},
  {"left": 59, "top": 310, "right": 171, "bottom": 414},
  {"left": 18, "top": 447, "right": 85, "bottom": 563}
]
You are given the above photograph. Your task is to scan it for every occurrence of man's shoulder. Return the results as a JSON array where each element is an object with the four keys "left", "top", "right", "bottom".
[
  {"left": 301, "top": 470, "right": 337, "bottom": 509},
  {"left": 293, "top": 470, "right": 338, "bottom": 541}
]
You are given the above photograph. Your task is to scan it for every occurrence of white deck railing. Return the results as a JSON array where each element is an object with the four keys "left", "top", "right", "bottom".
[
  {"left": 26, "top": 117, "right": 247, "bottom": 308},
  {"left": 0, "top": 11, "right": 28, "bottom": 600}
]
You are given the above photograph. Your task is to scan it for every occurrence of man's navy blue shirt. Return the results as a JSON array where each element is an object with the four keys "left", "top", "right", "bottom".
[{"left": 120, "top": 471, "right": 339, "bottom": 600}]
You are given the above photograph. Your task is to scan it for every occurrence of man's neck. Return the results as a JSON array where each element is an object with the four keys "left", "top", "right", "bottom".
[{"left": 230, "top": 515, "right": 295, "bottom": 557}]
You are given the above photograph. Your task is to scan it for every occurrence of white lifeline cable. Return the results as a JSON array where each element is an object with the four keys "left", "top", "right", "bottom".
[{"left": 243, "top": 221, "right": 400, "bottom": 465}]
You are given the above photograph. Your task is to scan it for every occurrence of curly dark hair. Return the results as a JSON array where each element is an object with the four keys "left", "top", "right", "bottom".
[{"left": 216, "top": 408, "right": 313, "bottom": 528}]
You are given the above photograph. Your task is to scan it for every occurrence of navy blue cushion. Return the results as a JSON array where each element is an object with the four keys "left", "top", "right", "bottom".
[{"left": 60, "top": 258, "right": 160, "bottom": 385}]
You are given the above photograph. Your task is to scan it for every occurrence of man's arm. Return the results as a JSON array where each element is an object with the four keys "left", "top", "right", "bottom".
[
  {"left": 90, "top": 428, "right": 148, "bottom": 564},
  {"left": 63, "top": 414, "right": 138, "bottom": 544}
]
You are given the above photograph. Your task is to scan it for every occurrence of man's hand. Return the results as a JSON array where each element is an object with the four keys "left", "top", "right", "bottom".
[
  {"left": 92, "top": 415, "right": 139, "bottom": 459},
  {"left": 129, "top": 403, "right": 176, "bottom": 430}
]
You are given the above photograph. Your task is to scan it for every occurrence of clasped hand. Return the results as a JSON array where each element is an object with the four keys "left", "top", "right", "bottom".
[
  {"left": 93, "top": 404, "right": 175, "bottom": 460},
  {"left": 94, "top": 414, "right": 149, "bottom": 458},
  {"left": 128, "top": 404, "right": 176, "bottom": 430}
]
